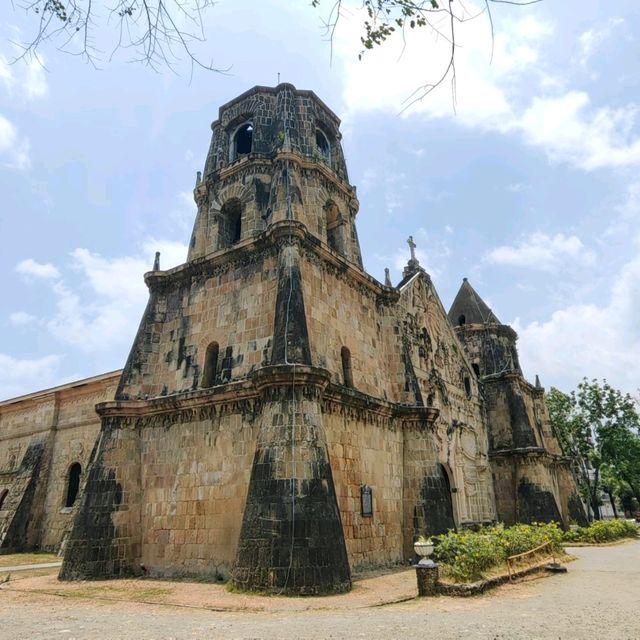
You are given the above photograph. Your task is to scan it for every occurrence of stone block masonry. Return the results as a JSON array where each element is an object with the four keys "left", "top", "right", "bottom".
[{"left": 2, "top": 85, "right": 585, "bottom": 595}]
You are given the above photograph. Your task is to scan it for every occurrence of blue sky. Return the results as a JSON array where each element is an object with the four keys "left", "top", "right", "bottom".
[{"left": 1, "top": 0, "right": 639, "bottom": 399}]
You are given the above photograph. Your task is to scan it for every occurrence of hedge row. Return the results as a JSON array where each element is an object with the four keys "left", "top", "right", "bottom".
[
  {"left": 433, "top": 522, "right": 564, "bottom": 582},
  {"left": 432, "top": 520, "right": 640, "bottom": 582},
  {"left": 563, "top": 518, "right": 639, "bottom": 543}
]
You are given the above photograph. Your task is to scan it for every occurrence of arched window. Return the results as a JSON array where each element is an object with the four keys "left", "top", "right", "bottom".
[
  {"left": 325, "top": 200, "right": 343, "bottom": 254},
  {"left": 202, "top": 342, "right": 219, "bottom": 388},
  {"left": 65, "top": 463, "right": 82, "bottom": 508},
  {"left": 233, "top": 122, "right": 253, "bottom": 158},
  {"left": 464, "top": 375, "right": 472, "bottom": 398},
  {"left": 315, "top": 128, "right": 330, "bottom": 165},
  {"left": 0, "top": 489, "right": 8, "bottom": 511},
  {"left": 472, "top": 363, "right": 480, "bottom": 377},
  {"left": 218, "top": 199, "right": 242, "bottom": 248},
  {"left": 458, "top": 314, "right": 466, "bottom": 326},
  {"left": 341, "top": 346, "right": 353, "bottom": 388}
]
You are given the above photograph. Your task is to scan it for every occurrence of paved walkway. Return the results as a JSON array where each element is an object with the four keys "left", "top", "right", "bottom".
[
  {"left": 1, "top": 540, "right": 638, "bottom": 639},
  {"left": 0, "top": 561, "right": 62, "bottom": 572}
]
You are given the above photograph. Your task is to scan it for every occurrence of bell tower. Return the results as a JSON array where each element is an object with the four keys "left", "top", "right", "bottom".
[{"left": 188, "top": 84, "right": 363, "bottom": 267}]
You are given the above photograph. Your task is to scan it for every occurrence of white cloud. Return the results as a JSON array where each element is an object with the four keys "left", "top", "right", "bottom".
[
  {"left": 15, "top": 258, "right": 60, "bottom": 279},
  {"left": 22, "top": 56, "right": 48, "bottom": 100},
  {"left": 605, "top": 181, "right": 640, "bottom": 238},
  {"left": 576, "top": 18, "right": 624, "bottom": 68},
  {"left": 0, "top": 113, "right": 30, "bottom": 169},
  {"left": 46, "top": 239, "right": 187, "bottom": 353},
  {"left": 484, "top": 232, "right": 595, "bottom": 271},
  {"left": 0, "top": 33, "right": 48, "bottom": 101},
  {"left": 9, "top": 311, "right": 36, "bottom": 326},
  {"left": 519, "top": 92, "right": 640, "bottom": 170},
  {"left": 334, "top": 8, "right": 640, "bottom": 172},
  {"left": 0, "top": 353, "right": 62, "bottom": 401},
  {"left": 335, "top": 4, "right": 553, "bottom": 128},
  {"left": 507, "top": 182, "right": 531, "bottom": 193},
  {"left": 170, "top": 191, "right": 197, "bottom": 236},
  {"left": 514, "top": 246, "right": 640, "bottom": 394}
]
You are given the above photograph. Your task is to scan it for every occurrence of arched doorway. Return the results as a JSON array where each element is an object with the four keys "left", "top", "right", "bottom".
[{"left": 422, "top": 464, "right": 456, "bottom": 537}]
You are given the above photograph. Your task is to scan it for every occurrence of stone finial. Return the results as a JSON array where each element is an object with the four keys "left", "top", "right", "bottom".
[
  {"left": 153, "top": 251, "right": 160, "bottom": 271},
  {"left": 384, "top": 268, "right": 392, "bottom": 287},
  {"left": 408, "top": 235, "right": 417, "bottom": 262},
  {"left": 403, "top": 235, "right": 421, "bottom": 279},
  {"left": 195, "top": 171, "right": 202, "bottom": 186},
  {"left": 535, "top": 374, "right": 542, "bottom": 389}
]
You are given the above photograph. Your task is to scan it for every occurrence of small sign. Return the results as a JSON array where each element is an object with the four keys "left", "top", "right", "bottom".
[{"left": 361, "top": 485, "right": 373, "bottom": 517}]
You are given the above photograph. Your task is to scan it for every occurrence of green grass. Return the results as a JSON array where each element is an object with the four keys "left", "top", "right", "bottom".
[{"left": 0, "top": 552, "right": 60, "bottom": 567}]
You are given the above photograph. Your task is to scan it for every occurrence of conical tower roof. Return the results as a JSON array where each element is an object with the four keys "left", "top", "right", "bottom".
[{"left": 448, "top": 278, "right": 500, "bottom": 326}]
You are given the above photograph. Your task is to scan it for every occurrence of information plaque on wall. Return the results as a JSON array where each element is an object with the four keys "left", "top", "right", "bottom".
[{"left": 361, "top": 485, "right": 373, "bottom": 517}]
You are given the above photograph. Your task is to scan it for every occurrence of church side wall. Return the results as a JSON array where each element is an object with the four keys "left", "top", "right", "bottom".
[
  {"left": 40, "top": 381, "right": 118, "bottom": 549},
  {"left": 322, "top": 408, "right": 404, "bottom": 569},
  {"left": 138, "top": 409, "right": 260, "bottom": 579},
  {"left": 0, "top": 375, "right": 118, "bottom": 551},
  {"left": 299, "top": 255, "right": 398, "bottom": 399}
]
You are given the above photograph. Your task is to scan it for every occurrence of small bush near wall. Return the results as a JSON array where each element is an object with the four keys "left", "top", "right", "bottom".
[
  {"left": 563, "top": 519, "right": 639, "bottom": 544},
  {"left": 434, "top": 522, "right": 564, "bottom": 583}
]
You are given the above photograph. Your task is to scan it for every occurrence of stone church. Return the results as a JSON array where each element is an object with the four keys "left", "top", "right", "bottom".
[{"left": 0, "top": 84, "right": 585, "bottom": 595}]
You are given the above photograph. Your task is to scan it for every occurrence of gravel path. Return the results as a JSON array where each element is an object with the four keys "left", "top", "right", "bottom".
[{"left": 1, "top": 541, "right": 638, "bottom": 640}]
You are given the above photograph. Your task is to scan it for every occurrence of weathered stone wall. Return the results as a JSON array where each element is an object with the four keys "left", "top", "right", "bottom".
[
  {"left": 232, "top": 372, "right": 351, "bottom": 595},
  {"left": 0, "top": 373, "right": 119, "bottom": 552},
  {"left": 139, "top": 408, "right": 259, "bottom": 579},
  {"left": 394, "top": 274, "right": 496, "bottom": 530},
  {"left": 300, "top": 254, "right": 397, "bottom": 398},
  {"left": 118, "top": 249, "right": 279, "bottom": 400},
  {"left": 490, "top": 454, "right": 565, "bottom": 526},
  {"left": 60, "top": 415, "right": 143, "bottom": 579},
  {"left": 323, "top": 404, "right": 404, "bottom": 569},
  {"left": 483, "top": 377, "right": 542, "bottom": 451},
  {"left": 455, "top": 323, "right": 521, "bottom": 377}
]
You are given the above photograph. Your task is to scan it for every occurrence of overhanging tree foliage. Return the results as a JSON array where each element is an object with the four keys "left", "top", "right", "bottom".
[
  {"left": 12, "top": 0, "right": 221, "bottom": 72},
  {"left": 314, "top": 0, "right": 543, "bottom": 106},
  {"left": 547, "top": 379, "right": 640, "bottom": 520},
  {"left": 12, "top": 0, "right": 539, "bottom": 89}
]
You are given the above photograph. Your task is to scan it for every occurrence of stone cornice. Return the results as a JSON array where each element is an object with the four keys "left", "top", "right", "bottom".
[
  {"left": 0, "top": 370, "right": 121, "bottom": 411},
  {"left": 481, "top": 371, "right": 543, "bottom": 396},
  {"left": 144, "top": 220, "right": 399, "bottom": 305},
  {"left": 96, "top": 378, "right": 258, "bottom": 419},
  {"left": 96, "top": 364, "right": 439, "bottom": 429},
  {"left": 488, "top": 447, "right": 569, "bottom": 466},
  {"left": 206, "top": 149, "right": 355, "bottom": 201}
]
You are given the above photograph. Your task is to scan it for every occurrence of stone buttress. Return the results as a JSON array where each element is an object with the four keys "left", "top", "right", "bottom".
[{"left": 449, "top": 278, "right": 586, "bottom": 526}]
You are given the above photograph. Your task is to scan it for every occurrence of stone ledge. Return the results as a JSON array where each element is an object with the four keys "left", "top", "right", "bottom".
[{"left": 436, "top": 562, "right": 560, "bottom": 597}]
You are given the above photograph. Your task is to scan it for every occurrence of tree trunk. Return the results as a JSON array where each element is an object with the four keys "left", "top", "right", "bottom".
[{"left": 606, "top": 491, "right": 618, "bottom": 519}]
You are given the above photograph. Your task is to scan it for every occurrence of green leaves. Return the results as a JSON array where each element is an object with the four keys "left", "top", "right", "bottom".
[
  {"left": 547, "top": 379, "right": 640, "bottom": 518},
  {"left": 434, "top": 522, "right": 564, "bottom": 582}
]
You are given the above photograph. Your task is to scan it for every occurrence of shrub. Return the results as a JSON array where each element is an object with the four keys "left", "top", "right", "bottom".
[
  {"left": 433, "top": 522, "right": 564, "bottom": 583},
  {"left": 563, "top": 519, "right": 639, "bottom": 543}
]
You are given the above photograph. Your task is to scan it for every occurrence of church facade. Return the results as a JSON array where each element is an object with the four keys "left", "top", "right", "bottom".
[{"left": 0, "top": 85, "right": 585, "bottom": 595}]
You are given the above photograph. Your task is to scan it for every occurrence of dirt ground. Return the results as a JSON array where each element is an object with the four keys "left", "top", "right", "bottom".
[{"left": 1, "top": 540, "right": 638, "bottom": 640}]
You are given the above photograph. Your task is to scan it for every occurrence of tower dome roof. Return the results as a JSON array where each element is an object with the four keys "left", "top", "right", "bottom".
[{"left": 448, "top": 278, "right": 500, "bottom": 326}]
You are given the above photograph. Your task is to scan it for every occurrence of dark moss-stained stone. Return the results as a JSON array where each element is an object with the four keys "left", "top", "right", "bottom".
[
  {"left": 231, "top": 393, "right": 350, "bottom": 595},
  {"left": 421, "top": 466, "right": 456, "bottom": 537},
  {"left": 516, "top": 478, "right": 563, "bottom": 525}
]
